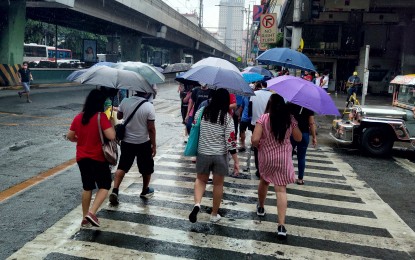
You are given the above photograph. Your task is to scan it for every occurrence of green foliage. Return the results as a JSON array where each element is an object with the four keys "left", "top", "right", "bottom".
[
  {"left": 24, "top": 19, "right": 108, "bottom": 59},
  {"left": 269, "top": 32, "right": 284, "bottom": 48}
]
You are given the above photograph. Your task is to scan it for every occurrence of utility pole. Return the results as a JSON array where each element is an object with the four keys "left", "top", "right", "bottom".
[
  {"left": 245, "top": 5, "right": 251, "bottom": 67},
  {"left": 199, "top": 0, "right": 203, "bottom": 28}
]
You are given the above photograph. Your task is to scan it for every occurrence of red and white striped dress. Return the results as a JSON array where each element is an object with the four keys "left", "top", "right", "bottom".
[{"left": 257, "top": 114, "right": 298, "bottom": 186}]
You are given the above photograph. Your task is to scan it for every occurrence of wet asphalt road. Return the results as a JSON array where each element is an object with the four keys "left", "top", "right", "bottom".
[{"left": 0, "top": 82, "right": 414, "bottom": 259}]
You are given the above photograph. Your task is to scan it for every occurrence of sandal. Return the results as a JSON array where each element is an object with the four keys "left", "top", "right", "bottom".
[{"left": 296, "top": 179, "right": 304, "bottom": 185}]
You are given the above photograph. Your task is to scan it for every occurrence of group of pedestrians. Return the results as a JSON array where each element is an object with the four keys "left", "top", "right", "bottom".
[
  {"left": 66, "top": 69, "right": 317, "bottom": 241},
  {"left": 66, "top": 88, "right": 156, "bottom": 227},
  {"left": 183, "top": 76, "right": 317, "bottom": 240}
]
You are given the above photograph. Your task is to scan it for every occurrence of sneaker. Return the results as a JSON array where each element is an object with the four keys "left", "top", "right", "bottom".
[
  {"left": 18, "top": 92, "right": 22, "bottom": 98},
  {"left": 109, "top": 192, "right": 119, "bottom": 206},
  {"left": 207, "top": 178, "right": 213, "bottom": 184},
  {"left": 140, "top": 187, "right": 154, "bottom": 199},
  {"left": 85, "top": 212, "right": 100, "bottom": 227},
  {"left": 210, "top": 214, "right": 222, "bottom": 223},
  {"left": 256, "top": 204, "right": 265, "bottom": 216},
  {"left": 81, "top": 218, "right": 91, "bottom": 228},
  {"left": 189, "top": 205, "right": 200, "bottom": 223},
  {"left": 27, "top": 99, "right": 32, "bottom": 103},
  {"left": 277, "top": 225, "right": 287, "bottom": 240}
]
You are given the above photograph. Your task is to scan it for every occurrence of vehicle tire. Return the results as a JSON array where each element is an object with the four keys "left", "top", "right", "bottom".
[{"left": 361, "top": 127, "right": 394, "bottom": 156}]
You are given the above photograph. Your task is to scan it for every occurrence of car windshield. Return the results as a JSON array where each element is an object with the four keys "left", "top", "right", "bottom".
[{"left": 397, "top": 85, "right": 415, "bottom": 106}]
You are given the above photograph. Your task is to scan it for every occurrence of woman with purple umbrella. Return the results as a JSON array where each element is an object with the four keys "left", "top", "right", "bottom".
[{"left": 289, "top": 104, "right": 317, "bottom": 185}]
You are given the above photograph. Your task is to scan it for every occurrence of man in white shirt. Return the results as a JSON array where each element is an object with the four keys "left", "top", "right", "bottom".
[
  {"left": 249, "top": 81, "right": 272, "bottom": 178},
  {"left": 109, "top": 92, "right": 156, "bottom": 205},
  {"left": 320, "top": 71, "right": 329, "bottom": 92}
]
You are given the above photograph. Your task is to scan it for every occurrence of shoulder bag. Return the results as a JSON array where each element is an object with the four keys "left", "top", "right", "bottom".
[
  {"left": 115, "top": 99, "right": 147, "bottom": 141},
  {"left": 184, "top": 107, "right": 204, "bottom": 156},
  {"left": 98, "top": 112, "right": 118, "bottom": 165}
]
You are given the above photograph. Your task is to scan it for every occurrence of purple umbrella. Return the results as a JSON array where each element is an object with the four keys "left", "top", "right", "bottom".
[{"left": 267, "top": 75, "right": 340, "bottom": 116}]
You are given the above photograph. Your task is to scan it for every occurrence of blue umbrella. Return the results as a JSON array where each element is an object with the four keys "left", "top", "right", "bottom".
[
  {"left": 241, "top": 72, "right": 264, "bottom": 83},
  {"left": 179, "top": 65, "right": 254, "bottom": 96},
  {"left": 243, "top": 66, "right": 273, "bottom": 79},
  {"left": 257, "top": 47, "right": 316, "bottom": 71},
  {"left": 66, "top": 69, "right": 88, "bottom": 81}
]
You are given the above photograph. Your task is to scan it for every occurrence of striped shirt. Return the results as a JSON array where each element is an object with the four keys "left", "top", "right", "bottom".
[{"left": 195, "top": 109, "right": 236, "bottom": 155}]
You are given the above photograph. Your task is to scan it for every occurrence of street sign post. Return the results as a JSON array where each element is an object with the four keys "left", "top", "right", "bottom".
[{"left": 260, "top": 13, "right": 277, "bottom": 44}]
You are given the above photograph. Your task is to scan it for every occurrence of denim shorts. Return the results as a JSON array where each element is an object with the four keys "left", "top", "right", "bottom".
[
  {"left": 77, "top": 158, "right": 112, "bottom": 191},
  {"left": 196, "top": 153, "right": 228, "bottom": 176},
  {"left": 22, "top": 82, "right": 30, "bottom": 92}
]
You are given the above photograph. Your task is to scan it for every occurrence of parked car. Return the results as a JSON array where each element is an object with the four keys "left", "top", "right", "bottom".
[{"left": 330, "top": 75, "right": 415, "bottom": 156}]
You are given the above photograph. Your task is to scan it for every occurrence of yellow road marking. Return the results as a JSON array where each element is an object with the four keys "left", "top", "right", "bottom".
[{"left": 0, "top": 158, "right": 76, "bottom": 202}]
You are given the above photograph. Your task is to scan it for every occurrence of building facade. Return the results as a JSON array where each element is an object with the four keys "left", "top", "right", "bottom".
[{"left": 218, "top": 0, "right": 245, "bottom": 55}]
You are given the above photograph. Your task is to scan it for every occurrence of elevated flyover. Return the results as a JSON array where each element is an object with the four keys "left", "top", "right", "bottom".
[{"left": 25, "top": 0, "right": 239, "bottom": 62}]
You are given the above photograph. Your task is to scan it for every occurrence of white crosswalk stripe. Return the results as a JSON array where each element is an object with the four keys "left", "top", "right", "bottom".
[{"left": 8, "top": 145, "right": 415, "bottom": 259}]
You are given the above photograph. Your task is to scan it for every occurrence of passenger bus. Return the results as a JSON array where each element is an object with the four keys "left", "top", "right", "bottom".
[
  {"left": 23, "top": 43, "right": 73, "bottom": 63},
  {"left": 47, "top": 46, "right": 72, "bottom": 61},
  {"left": 23, "top": 43, "right": 48, "bottom": 63}
]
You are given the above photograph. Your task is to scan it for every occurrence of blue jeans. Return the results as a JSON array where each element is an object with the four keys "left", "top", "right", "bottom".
[
  {"left": 291, "top": 133, "right": 310, "bottom": 180},
  {"left": 186, "top": 115, "right": 194, "bottom": 135}
]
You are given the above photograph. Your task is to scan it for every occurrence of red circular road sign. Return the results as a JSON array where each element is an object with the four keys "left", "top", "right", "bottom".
[{"left": 261, "top": 14, "right": 275, "bottom": 28}]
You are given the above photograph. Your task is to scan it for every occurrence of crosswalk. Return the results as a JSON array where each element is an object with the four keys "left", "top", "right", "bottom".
[{"left": 8, "top": 144, "right": 415, "bottom": 259}]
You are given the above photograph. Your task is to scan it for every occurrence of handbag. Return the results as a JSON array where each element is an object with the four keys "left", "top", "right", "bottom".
[
  {"left": 98, "top": 112, "right": 118, "bottom": 165},
  {"left": 184, "top": 107, "right": 204, "bottom": 156},
  {"left": 115, "top": 100, "right": 147, "bottom": 141}
]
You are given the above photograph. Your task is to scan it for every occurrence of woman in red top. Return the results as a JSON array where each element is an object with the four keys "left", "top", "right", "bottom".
[{"left": 67, "top": 89, "right": 116, "bottom": 228}]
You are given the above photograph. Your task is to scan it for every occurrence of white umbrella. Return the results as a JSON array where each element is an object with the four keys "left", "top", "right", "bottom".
[
  {"left": 73, "top": 66, "right": 154, "bottom": 93},
  {"left": 114, "top": 61, "right": 165, "bottom": 84},
  {"left": 192, "top": 57, "right": 240, "bottom": 73}
]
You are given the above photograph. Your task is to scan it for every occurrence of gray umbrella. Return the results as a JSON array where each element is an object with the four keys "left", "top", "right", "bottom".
[
  {"left": 72, "top": 66, "right": 154, "bottom": 93},
  {"left": 162, "top": 63, "right": 192, "bottom": 73}
]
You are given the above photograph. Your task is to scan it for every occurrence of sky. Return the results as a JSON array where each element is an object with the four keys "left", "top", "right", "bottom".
[{"left": 163, "top": 0, "right": 261, "bottom": 31}]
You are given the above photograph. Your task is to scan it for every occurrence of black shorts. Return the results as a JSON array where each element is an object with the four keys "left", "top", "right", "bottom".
[
  {"left": 240, "top": 121, "right": 254, "bottom": 133},
  {"left": 118, "top": 140, "right": 154, "bottom": 175},
  {"left": 77, "top": 158, "right": 112, "bottom": 191}
]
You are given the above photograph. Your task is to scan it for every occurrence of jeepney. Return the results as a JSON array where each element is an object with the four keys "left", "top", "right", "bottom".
[{"left": 330, "top": 75, "right": 415, "bottom": 156}]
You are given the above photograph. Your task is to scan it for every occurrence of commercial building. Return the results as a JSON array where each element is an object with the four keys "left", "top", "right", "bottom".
[{"left": 218, "top": 0, "right": 245, "bottom": 55}]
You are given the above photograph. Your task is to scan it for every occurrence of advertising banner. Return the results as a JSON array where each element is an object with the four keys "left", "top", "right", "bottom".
[{"left": 83, "top": 39, "right": 97, "bottom": 62}]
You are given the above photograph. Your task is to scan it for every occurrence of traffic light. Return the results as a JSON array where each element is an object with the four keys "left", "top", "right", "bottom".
[{"left": 311, "top": 0, "right": 320, "bottom": 19}]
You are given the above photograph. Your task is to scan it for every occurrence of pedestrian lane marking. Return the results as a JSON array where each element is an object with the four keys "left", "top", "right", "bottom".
[{"left": 8, "top": 146, "right": 415, "bottom": 259}]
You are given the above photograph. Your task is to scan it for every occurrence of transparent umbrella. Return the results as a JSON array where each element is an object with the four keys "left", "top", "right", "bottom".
[{"left": 114, "top": 62, "right": 165, "bottom": 84}]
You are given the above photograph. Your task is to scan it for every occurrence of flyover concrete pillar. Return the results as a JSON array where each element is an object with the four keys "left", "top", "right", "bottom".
[
  {"left": 170, "top": 48, "right": 183, "bottom": 64},
  {"left": 0, "top": 0, "right": 26, "bottom": 64},
  {"left": 120, "top": 34, "right": 141, "bottom": 62}
]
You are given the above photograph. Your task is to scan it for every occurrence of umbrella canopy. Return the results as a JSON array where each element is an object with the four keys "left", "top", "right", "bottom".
[
  {"left": 243, "top": 66, "right": 273, "bottom": 79},
  {"left": 179, "top": 65, "right": 254, "bottom": 96},
  {"left": 241, "top": 72, "right": 264, "bottom": 83},
  {"left": 257, "top": 48, "right": 316, "bottom": 71},
  {"left": 92, "top": 62, "right": 116, "bottom": 68},
  {"left": 66, "top": 69, "right": 88, "bottom": 81},
  {"left": 192, "top": 57, "right": 240, "bottom": 73},
  {"left": 71, "top": 66, "right": 154, "bottom": 93},
  {"left": 154, "top": 66, "right": 164, "bottom": 73},
  {"left": 114, "top": 61, "right": 165, "bottom": 84},
  {"left": 163, "top": 63, "right": 192, "bottom": 73},
  {"left": 267, "top": 75, "right": 339, "bottom": 116}
]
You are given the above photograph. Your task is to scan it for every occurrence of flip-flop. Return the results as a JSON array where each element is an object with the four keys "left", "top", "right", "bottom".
[{"left": 296, "top": 179, "right": 304, "bottom": 185}]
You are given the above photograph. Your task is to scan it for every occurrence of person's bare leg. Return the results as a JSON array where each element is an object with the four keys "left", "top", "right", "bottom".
[
  {"left": 240, "top": 130, "right": 246, "bottom": 148},
  {"left": 142, "top": 173, "right": 152, "bottom": 193},
  {"left": 112, "top": 169, "right": 126, "bottom": 189},
  {"left": 89, "top": 189, "right": 109, "bottom": 214},
  {"left": 275, "top": 185, "right": 287, "bottom": 225},
  {"left": 211, "top": 174, "right": 225, "bottom": 215},
  {"left": 82, "top": 190, "right": 92, "bottom": 218},
  {"left": 194, "top": 173, "right": 209, "bottom": 204},
  {"left": 257, "top": 177, "right": 269, "bottom": 207}
]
